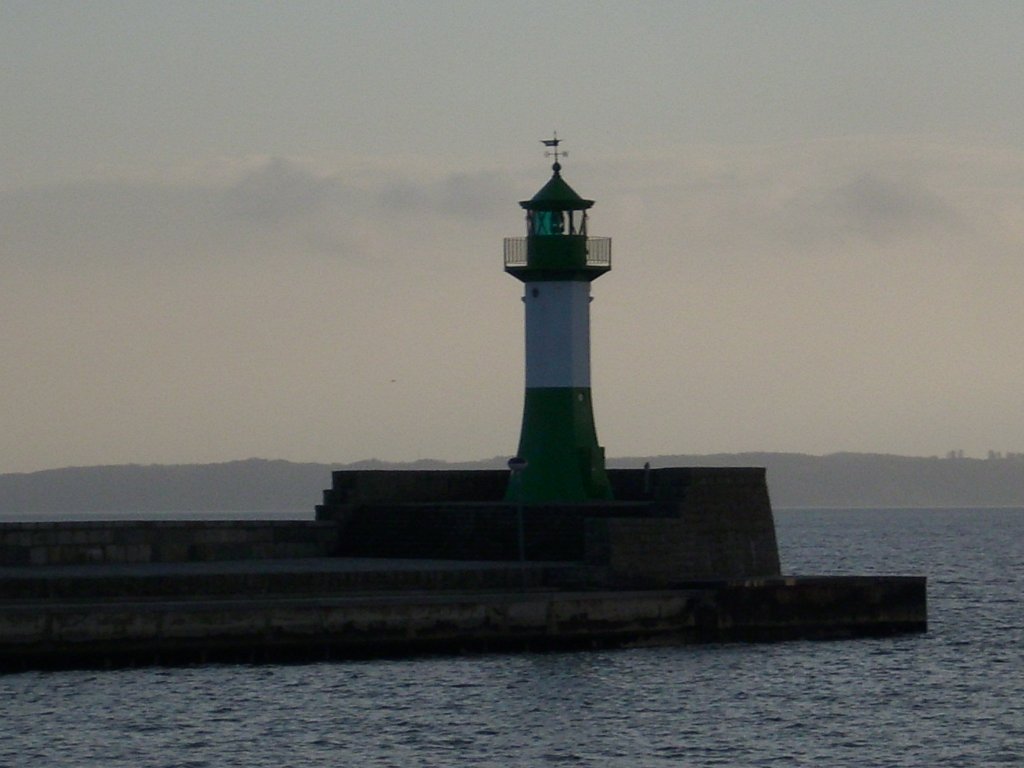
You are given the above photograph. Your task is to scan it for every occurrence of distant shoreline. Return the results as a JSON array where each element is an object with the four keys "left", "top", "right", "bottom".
[{"left": 3, "top": 453, "right": 1024, "bottom": 513}]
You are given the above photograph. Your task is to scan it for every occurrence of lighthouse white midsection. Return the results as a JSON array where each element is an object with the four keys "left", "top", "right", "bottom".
[{"left": 523, "top": 280, "right": 592, "bottom": 389}]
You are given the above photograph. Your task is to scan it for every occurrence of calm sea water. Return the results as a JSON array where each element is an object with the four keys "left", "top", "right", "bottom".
[{"left": 1, "top": 508, "right": 1021, "bottom": 767}]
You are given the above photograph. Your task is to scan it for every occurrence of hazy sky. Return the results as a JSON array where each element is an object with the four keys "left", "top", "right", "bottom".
[{"left": 3, "top": 1, "right": 1024, "bottom": 473}]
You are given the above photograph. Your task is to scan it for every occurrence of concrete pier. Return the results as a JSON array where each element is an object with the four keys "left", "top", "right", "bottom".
[
  {"left": 0, "top": 555, "right": 925, "bottom": 671},
  {"left": 0, "top": 467, "right": 927, "bottom": 670}
]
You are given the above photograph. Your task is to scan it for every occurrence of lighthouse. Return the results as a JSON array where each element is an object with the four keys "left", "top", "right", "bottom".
[{"left": 504, "top": 137, "right": 613, "bottom": 503}]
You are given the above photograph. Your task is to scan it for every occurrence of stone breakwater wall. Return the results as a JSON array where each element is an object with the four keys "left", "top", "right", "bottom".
[
  {"left": 0, "top": 464, "right": 929, "bottom": 670},
  {"left": 1, "top": 467, "right": 780, "bottom": 586},
  {"left": 316, "top": 467, "right": 781, "bottom": 585},
  {"left": 0, "top": 575, "right": 926, "bottom": 671},
  {"left": 0, "top": 521, "right": 338, "bottom": 567}
]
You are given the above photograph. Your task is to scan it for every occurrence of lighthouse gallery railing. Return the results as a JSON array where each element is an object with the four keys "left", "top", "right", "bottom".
[{"left": 503, "top": 237, "right": 612, "bottom": 268}]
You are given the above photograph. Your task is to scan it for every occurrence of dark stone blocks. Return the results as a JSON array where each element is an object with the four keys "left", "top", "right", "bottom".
[
  {"left": 316, "top": 466, "right": 782, "bottom": 586},
  {"left": 0, "top": 521, "right": 338, "bottom": 567}
]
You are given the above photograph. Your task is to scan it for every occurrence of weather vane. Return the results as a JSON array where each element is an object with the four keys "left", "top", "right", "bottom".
[{"left": 541, "top": 131, "right": 567, "bottom": 170}]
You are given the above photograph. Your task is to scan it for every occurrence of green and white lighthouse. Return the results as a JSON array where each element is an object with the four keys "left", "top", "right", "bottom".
[{"left": 504, "top": 137, "right": 613, "bottom": 503}]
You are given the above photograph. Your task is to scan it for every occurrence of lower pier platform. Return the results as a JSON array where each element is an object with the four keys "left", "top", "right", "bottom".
[{"left": 0, "top": 557, "right": 925, "bottom": 671}]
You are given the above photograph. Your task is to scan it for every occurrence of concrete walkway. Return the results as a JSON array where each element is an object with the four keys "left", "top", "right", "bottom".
[
  {"left": 0, "top": 557, "right": 567, "bottom": 580},
  {"left": 0, "top": 557, "right": 593, "bottom": 609}
]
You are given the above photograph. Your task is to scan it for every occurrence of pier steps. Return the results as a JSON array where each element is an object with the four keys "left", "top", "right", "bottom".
[{"left": 0, "top": 558, "right": 581, "bottom": 603}]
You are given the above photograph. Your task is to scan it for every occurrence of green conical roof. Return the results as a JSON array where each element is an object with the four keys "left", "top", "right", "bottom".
[{"left": 520, "top": 165, "right": 594, "bottom": 211}]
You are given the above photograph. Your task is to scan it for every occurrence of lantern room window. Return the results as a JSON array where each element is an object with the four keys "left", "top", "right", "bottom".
[
  {"left": 528, "top": 210, "right": 564, "bottom": 235},
  {"left": 526, "top": 210, "right": 587, "bottom": 236}
]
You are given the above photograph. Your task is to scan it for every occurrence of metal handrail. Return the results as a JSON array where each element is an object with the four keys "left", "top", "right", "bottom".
[
  {"left": 585, "top": 237, "right": 611, "bottom": 267},
  {"left": 503, "top": 237, "right": 612, "bottom": 268},
  {"left": 503, "top": 237, "right": 528, "bottom": 266}
]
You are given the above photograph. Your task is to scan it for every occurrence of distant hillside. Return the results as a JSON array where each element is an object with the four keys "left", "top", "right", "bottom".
[
  {"left": 1, "top": 453, "right": 1023, "bottom": 515},
  {"left": 0, "top": 458, "right": 505, "bottom": 515},
  {"left": 0, "top": 459, "right": 331, "bottom": 514},
  {"left": 612, "top": 453, "right": 1024, "bottom": 508}
]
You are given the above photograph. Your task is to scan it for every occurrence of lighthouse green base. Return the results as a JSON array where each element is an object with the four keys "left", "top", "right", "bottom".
[{"left": 508, "top": 387, "right": 613, "bottom": 503}]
